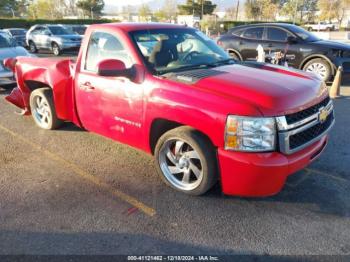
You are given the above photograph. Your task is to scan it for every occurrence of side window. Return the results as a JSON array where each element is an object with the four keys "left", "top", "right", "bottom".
[
  {"left": 41, "top": 27, "right": 50, "bottom": 35},
  {"left": 267, "top": 27, "right": 290, "bottom": 42},
  {"left": 85, "top": 31, "right": 133, "bottom": 72},
  {"left": 32, "top": 27, "right": 42, "bottom": 35},
  {"left": 231, "top": 28, "right": 244, "bottom": 36},
  {"left": 242, "top": 27, "right": 264, "bottom": 40}
]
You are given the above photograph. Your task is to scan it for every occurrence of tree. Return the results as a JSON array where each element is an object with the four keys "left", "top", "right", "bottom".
[
  {"left": 154, "top": 0, "right": 177, "bottom": 22},
  {"left": 244, "top": 0, "right": 278, "bottom": 21},
  {"left": 138, "top": 4, "right": 151, "bottom": 22},
  {"left": 280, "top": 0, "right": 318, "bottom": 23},
  {"left": 77, "top": 0, "right": 104, "bottom": 18},
  {"left": 27, "top": 0, "right": 64, "bottom": 19},
  {"left": 0, "top": 0, "right": 29, "bottom": 17},
  {"left": 318, "top": 0, "right": 350, "bottom": 26},
  {"left": 178, "top": 0, "right": 217, "bottom": 18}
]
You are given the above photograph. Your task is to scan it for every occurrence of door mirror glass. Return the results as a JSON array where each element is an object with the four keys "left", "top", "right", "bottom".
[{"left": 97, "top": 59, "right": 134, "bottom": 79}]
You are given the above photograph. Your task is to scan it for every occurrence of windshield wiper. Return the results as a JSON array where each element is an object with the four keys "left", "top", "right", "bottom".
[
  {"left": 207, "top": 58, "right": 236, "bottom": 67},
  {"left": 157, "top": 63, "right": 214, "bottom": 75}
]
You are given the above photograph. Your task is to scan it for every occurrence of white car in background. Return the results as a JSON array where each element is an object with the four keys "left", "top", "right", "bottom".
[
  {"left": 305, "top": 22, "right": 339, "bottom": 31},
  {"left": 0, "top": 31, "right": 33, "bottom": 87}
]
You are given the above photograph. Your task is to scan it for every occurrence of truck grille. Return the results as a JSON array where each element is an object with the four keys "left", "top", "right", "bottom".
[
  {"left": 289, "top": 113, "right": 334, "bottom": 150},
  {"left": 276, "top": 96, "right": 334, "bottom": 155},
  {"left": 285, "top": 96, "right": 330, "bottom": 124}
]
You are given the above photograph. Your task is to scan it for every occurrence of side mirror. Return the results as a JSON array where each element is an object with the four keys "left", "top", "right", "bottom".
[
  {"left": 287, "top": 36, "right": 298, "bottom": 44},
  {"left": 97, "top": 59, "right": 135, "bottom": 80},
  {"left": 3, "top": 57, "right": 17, "bottom": 72}
]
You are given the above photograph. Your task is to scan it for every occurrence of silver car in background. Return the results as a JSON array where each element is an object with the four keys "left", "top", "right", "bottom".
[
  {"left": 2, "top": 28, "right": 27, "bottom": 47},
  {"left": 0, "top": 31, "right": 33, "bottom": 87},
  {"left": 26, "top": 24, "right": 82, "bottom": 56}
]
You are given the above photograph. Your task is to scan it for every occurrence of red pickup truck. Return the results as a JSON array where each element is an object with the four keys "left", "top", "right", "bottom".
[{"left": 4, "top": 23, "right": 334, "bottom": 197}]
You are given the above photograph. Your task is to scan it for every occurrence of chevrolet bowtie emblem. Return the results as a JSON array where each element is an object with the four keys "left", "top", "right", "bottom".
[{"left": 319, "top": 107, "right": 329, "bottom": 123}]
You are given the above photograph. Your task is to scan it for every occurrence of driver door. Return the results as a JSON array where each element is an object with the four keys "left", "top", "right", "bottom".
[{"left": 75, "top": 31, "right": 144, "bottom": 147}]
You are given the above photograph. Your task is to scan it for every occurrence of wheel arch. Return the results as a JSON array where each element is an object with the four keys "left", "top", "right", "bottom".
[
  {"left": 226, "top": 48, "right": 243, "bottom": 61},
  {"left": 149, "top": 118, "right": 216, "bottom": 155},
  {"left": 299, "top": 54, "right": 336, "bottom": 76}
]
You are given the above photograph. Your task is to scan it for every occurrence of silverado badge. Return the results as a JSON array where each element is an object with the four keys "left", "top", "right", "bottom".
[{"left": 319, "top": 107, "right": 329, "bottom": 123}]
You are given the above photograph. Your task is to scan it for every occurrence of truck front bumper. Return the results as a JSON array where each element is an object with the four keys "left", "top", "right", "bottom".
[{"left": 218, "top": 135, "right": 328, "bottom": 197}]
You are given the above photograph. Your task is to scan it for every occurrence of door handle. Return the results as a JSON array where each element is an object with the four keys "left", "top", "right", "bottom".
[{"left": 80, "top": 82, "right": 95, "bottom": 90}]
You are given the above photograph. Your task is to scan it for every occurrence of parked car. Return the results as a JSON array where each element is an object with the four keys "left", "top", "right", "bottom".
[
  {"left": 4, "top": 23, "right": 334, "bottom": 196},
  {"left": 305, "top": 22, "right": 339, "bottom": 32},
  {"left": 0, "top": 31, "right": 33, "bottom": 87},
  {"left": 2, "top": 28, "right": 27, "bottom": 47},
  {"left": 217, "top": 23, "right": 350, "bottom": 82},
  {"left": 61, "top": 24, "right": 87, "bottom": 36},
  {"left": 26, "top": 24, "right": 82, "bottom": 56}
]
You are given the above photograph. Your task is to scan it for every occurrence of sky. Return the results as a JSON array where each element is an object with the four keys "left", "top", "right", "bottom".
[{"left": 104, "top": 0, "right": 152, "bottom": 6}]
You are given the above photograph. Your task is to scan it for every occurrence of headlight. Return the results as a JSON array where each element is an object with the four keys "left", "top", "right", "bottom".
[{"left": 225, "top": 115, "right": 276, "bottom": 152}]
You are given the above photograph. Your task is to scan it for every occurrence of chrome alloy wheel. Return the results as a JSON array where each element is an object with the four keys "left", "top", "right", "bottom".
[
  {"left": 305, "top": 62, "right": 328, "bottom": 80},
  {"left": 52, "top": 44, "right": 60, "bottom": 56},
  {"left": 32, "top": 95, "right": 51, "bottom": 129},
  {"left": 159, "top": 139, "right": 203, "bottom": 191}
]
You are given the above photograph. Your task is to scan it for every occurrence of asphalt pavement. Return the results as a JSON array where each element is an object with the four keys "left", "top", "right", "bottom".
[{"left": 0, "top": 51, "right": 349, "bottom": 257}]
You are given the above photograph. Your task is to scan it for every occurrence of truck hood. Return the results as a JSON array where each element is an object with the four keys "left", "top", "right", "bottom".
[{"left": 165, "top": 63, "right": 327, "bottom": 116}]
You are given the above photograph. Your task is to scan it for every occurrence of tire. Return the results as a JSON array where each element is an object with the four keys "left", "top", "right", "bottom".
[
  {"left": 29, "top": 87, "right": 63, "bottom": 130},
  {"left": 52, "top": 43, "right": 61, "bottom": 56},
  {"left": 303, "top": 58, "right": 332, "bottom": 82},
  {"left": 28, "top": 41, "right": 37, "bottom": 53},
  {"left": 154, "top": 126, "right": 218, "bottom": 195},
  {"left": 228, "top": 51, "right": 241, "bottom": 61}
]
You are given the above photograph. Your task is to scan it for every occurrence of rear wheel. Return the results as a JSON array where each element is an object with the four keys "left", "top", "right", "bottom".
[
  {"left": 29, "top": 88, "right": 63, "bottom": 130},
  {"left": 28, "top": 41, "right": 37, "bottom": 53},
  {"left": 155, "top": 127, "right": 218, "bottom": 195},
  {"left": 52, "top": 43, "right": 61, "bottom": 56},
  {"left": 303, "top": 58, "right": 332, "bottom": 82}
]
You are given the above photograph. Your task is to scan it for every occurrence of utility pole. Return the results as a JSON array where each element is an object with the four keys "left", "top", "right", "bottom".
[
  {"left": 201, "top": 0, "right": 204, "bottom": 19},
  {"left": 293, "top": 0, "right": 299, "bottom": 24},
  {"left": 10, "top": 7, "right": 15, "bottom": 18},
  {"left": 90, "top": 6, "right": 94, "bottom": 19},
  {"left": 235, "top": 0, "right": 240, "bottom": 21}
]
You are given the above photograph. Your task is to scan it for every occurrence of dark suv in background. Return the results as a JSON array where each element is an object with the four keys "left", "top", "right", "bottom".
[
  {"left": 217, "top": 23, "right": 350, "bottom": 82},
  {"left": 26, "top": 24, "right": 82, "bottom": 56}
]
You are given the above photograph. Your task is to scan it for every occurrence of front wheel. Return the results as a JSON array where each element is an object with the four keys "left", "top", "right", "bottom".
[
  {"left": 52, "top": 43, "right": 61, "bottom": 56},
  {"left": 28, "top": 41, "right": 37, "bottom": 53},
  {"left": 303, "top": 58, "right": 332, "bottom": 82},
  {"left": 155, "top": 127, "right": 218, "bottom": 195},
  {"left": 29, "top": 88, "right": 63, "bottom": 130}
]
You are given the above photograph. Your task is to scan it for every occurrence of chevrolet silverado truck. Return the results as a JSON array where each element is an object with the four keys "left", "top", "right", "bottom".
[{"left": 4, "top": 23, "right": 335, "bottom": 196}]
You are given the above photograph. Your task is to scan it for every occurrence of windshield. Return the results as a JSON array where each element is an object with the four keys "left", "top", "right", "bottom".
[
  {"left": 9, "top": 29, "right": 26, "bottom": 36},
  {"left": 0, "top": 33, "right": 15, "bottom": 48},
  {"left": 289, "top": 26, "right": 320, "bottom": 42},
  {"left": 72, "top": 26, "right": 86, "bottom": 35},
  {"left": 130, "top": 28, "right": 231, "bottom": 74},
  {"left": 48, "top": 26, "right": 74, "bottom": 35}
]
